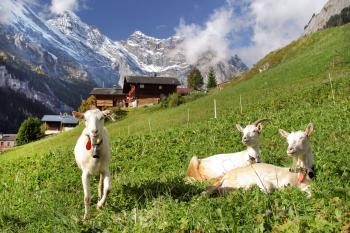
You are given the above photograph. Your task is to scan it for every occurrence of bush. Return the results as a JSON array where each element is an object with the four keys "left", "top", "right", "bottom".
[
  {"left": 168, "top": 93, "right": 184, "bottom": 107},
  {"left": 16, "top": 117, "right": 42, "bottom": 146},
  {"left": 161, "top": 93, "right": 185, "bottom": 108},
  {"left": 108, "top": 105, "right": 127, "bottom": 121},
  {"left": 78, "top": 95, "right": 96, "bottom": 112}
]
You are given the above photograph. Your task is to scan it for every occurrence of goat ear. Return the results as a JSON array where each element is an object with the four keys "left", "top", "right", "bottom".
[
  {"left": 305, "top": 123, "right": 314, "bottom": 137},
  {"left": 236, "top": 124, "right": 243, "bottom": 132},
  {"left": 257, "top": 123, "right": 263, "bottom": 132},
  {"left": 72, "top": 111, "right": 84, "bottom": 119},
  {"left": 279, "top": 129, "right": 289, "bottom": 138}
]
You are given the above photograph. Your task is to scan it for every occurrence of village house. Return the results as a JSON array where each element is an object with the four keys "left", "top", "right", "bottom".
[
  {"left": 89, "top": 85, "right": 125, "bottom": 109},
  {"left": 0, "top": 134, "right": 16, "bottom": 151},
  {"left": 123, "top": 76, "right": 180, "bottom": 107},
  {"left": 41, "top": 114, "right": 79, "bottom": 135}
]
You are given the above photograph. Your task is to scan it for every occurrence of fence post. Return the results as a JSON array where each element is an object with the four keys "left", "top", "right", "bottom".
[
  {"left": 148, "top": 119, "right": 152, "bottom": 133},
  {"left": 187, "top": 108, "right": 190, "bottom": 123},
  {"left": 240, "top": 94, "right": 243, "bottom": 114},
  {"left": 328, "top": 72, "right": 336, "bottom": 105},
  {"left": 214, "top": 99, "right": 217, "bottom": 119}
]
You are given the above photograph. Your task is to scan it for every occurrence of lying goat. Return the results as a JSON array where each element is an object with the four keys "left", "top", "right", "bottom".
[
  {"left": 208, "top": 123, "right": 315, "bottom": 197},
  {"left": 186, "top": 119, "right": 269, "bottom": 181},
  {"left": 73, "top": 109, "right": 112, "bottom": 220}
]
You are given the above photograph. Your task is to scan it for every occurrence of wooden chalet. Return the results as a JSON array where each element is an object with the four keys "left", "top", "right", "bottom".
[
  {"left": 123, "top": 76, "right": 180, "bottom": 107},
  {"left": 41, "top": 114, "right": 79, "bottom": 135},
  {"left": 90, "top": 86, "right": 125, "bottom": 109},
  {"left": 0, "top": 134, "right": 16, "bottom": 151}
]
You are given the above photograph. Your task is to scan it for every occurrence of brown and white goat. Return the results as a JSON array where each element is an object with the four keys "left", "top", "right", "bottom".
[
  {"left": 73, "top": 109, "right": 112, "bottom": 220},
  {"left": 186, "top": 119, "right": 269, "bottom": 181},
  {"left": 209, "top": 123, "right": 315, "bottom": 197}
]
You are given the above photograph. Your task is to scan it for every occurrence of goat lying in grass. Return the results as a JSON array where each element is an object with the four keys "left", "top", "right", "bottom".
[
  {"left": 73, "top": 109, "right": 112, "bottom": 220},
  {"left": 208, "top": 123, "right": 315, "bottom": 197},
  {"left": 187, "top": 119, "right": 269, "bottom": 181}
]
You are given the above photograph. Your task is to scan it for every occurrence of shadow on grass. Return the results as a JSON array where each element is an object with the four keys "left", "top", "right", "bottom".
[
  {"left": 110, "top": 176, "right": 204, "bottom": 212},
  {"left": 1, "top": 214, "right": 28, "bottom": 230}
]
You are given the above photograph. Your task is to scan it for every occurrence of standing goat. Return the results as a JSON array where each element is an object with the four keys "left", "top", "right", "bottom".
[
  {"left": 73, "top": 109, "right": 112, "bottom": 220},
  {"left": 186, "top": 119, "right": 269, "bottom": 181},
  {"left": 208, "top": 123, "right": 315, "bottom": 197}
]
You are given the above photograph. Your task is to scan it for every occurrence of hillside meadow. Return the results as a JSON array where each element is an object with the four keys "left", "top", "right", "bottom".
[{"left": 0, "top": 24, "right": 350, "bottom": 232}]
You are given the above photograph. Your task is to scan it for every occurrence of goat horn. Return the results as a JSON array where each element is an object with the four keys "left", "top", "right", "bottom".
[{"left": 253, "top": 118, "right": 269, "bottom": 126}]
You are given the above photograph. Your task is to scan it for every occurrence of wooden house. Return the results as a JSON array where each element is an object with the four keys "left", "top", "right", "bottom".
[
  {"left": 41, "top": 114, "right": 79, "bottom": 135},
  {"left": 90, "top": 86, "right": 125, "bottom": 109},
  {"left": 123, "top": 76, "right": 180, "bottom": 107},
  {"left": 0, "top": 134, "right": 16, "bottom": 151}
]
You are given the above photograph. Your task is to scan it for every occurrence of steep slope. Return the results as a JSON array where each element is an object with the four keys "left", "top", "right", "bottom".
[
  {"left": 304, "top": 0, "right": 350, "bottom": 34},
  {"left": 1, "top": 23, "right": 349, "bottom": 232}
]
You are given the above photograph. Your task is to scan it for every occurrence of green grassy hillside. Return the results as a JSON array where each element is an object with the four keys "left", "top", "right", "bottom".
[{"left": 1, "top": 24, "right": 350, "bottom": 232}]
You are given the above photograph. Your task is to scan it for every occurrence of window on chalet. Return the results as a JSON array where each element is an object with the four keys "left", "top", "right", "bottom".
[
  {"left": 140, "top": 84, "right": 144, "bottom": 88},
  {"left": 0, "top": 142, "right": 3, "bottom": 146},
  {"left": 159, "top": 85, "right": 162, "bottom": 90},
  {"left": 7, "top": 142, "right": 10, "bottom": 147}
]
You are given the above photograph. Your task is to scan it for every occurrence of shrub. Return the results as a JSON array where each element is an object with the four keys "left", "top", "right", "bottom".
[
  {"left": 168, "top": 93, "right": 184, "bottom": 107},
  {"left": 16, "top": 117, "right": 42, "bottom": 146},
  {"left": 78, "top": 95, "right": 96, "bottom": 112},
  {"left": 108, "top": 105, "right": 127, "bottom": 121}
]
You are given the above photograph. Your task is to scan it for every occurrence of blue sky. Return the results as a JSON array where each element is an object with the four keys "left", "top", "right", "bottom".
[{"left": 76, "top": 0, "right": 228, "bottom": 41}]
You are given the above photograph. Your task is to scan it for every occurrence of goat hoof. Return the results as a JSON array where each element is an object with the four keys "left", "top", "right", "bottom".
[
  {"left": 83, "top": 213, "right": 89, "bottom": 221},
  {"left": 97, "top": 201, "right": 104, "bottom": 209}
]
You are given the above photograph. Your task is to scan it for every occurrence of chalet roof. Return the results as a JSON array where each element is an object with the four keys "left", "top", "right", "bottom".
[
  {"left": 125, "top": 76, "right": 180, "bottom": 85},
  {"left": 41, "top": 115, "right": 79, "bottom": 124},
  {"left": 0, "top": 134, "right": 16, "bottom": 142},
  {"left": 90, "top": 88, "right": 125, "bottom": 96}
]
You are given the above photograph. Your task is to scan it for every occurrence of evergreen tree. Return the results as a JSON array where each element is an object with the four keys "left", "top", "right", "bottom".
[
  {"left": 206, "top": 67, "right": 217, "bottom": 89},
  {"left": 187, "top": 67, "right": 204, "bottom": 90},
  {"left": 16, "top": 117, "right": 42, "bottom": 146}
]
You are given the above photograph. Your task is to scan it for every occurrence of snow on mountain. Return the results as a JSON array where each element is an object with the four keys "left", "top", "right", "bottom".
[{"left": 0, "top": 0, "right": 247, "bottom": 116}]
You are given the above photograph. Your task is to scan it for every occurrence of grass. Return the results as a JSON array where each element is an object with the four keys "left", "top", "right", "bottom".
[{"left": 1, "top": 24, "right": 350, "bottom": 232}]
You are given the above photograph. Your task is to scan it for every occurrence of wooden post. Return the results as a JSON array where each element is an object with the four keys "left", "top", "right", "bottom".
[
  {"left": 187, "top": 108, "right": 190, "bottom": 123},
  {"left": 240, "top": 94, "right": 243, "bottom": 114},
  {"left": 148, "top": 119, "right": 152, "bottom": 133},
  {"left": 328, "top": 72, "right": 336, "bottom": 105},
  {"left": 214, "top": 99, "right": 217, "bottom": 119}
]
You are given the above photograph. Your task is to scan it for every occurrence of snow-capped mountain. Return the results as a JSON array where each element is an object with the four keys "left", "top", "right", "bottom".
[
  {"left": 0, "top": 0, "right": 247, "bottom": 124},
  {"left": 121, "top": 30, "right": 247, "bottom": 85}
]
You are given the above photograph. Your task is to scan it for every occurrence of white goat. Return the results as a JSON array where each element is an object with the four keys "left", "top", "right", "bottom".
[
  {"left": 209, "top": 123, "right": 315, "bottom": 197},
  {"left": 73, "top": 109, "right": 112, "bottom": 220},
  {"left": 186, "top": 119, "right": 269, "bottom": 181}
]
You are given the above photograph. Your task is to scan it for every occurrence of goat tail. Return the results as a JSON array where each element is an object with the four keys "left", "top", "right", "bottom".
[
  {"left": 186, "top": 156, "right": 203, "bottom": 181},
  {"left": 206, "top": 176, "right": 224, "bottom": 196}
]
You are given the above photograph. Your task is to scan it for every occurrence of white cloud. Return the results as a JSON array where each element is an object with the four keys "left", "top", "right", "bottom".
[
  {"left": 50, "top": 0, "right": 80, "bottom": 14},
  {"left": 233, "top": 0, "right": 328, "bottom": 66},
  {"left": 174, "top": 0, "right": 328, "bottom": 67},
  {"left": 174, "top": 7, "right": 237, "bottom": 65}
]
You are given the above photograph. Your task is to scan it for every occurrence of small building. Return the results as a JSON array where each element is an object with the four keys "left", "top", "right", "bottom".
[
  {"left": 41, "top": 114, "right": 79, "bottom": 135},
  {"left": 90, "top": 86, "right": 125, "bottom": 109},
  {"left": 123, "top": 76, "right": 180, "bottom": 107},
  {"left": 0, "top": 134, "right": 16, "bottom": 151},
  {"left": 176, "top": 87, "right": 191, "bottom": 96}
]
